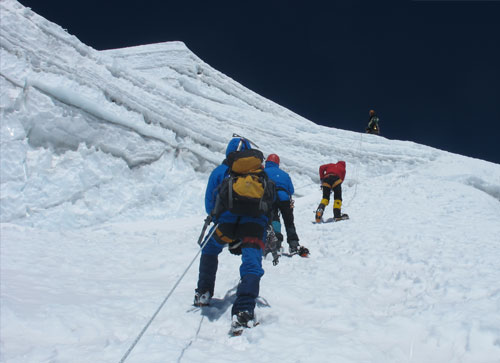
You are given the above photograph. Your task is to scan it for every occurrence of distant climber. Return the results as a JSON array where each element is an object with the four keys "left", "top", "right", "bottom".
[{"left": 366, "top": 109, "right": 380, "bottom": 135}]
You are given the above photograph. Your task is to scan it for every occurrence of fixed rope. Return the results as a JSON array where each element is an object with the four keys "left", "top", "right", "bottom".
[
  {"left": 342, "top": 132, "right": 363, "bottom": 209},
  {"left": 118, "top": 224, "right": 217, "bottom": 363}
]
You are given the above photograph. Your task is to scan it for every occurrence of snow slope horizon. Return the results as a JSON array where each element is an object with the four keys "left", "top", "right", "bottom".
[{"left": 2, "top": 1, "right": 500, "bottom": 362}]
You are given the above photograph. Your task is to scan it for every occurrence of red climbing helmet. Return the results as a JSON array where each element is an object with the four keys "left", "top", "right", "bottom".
[{"left": 266, "top": 153, "right": 280, "bottom": 165}]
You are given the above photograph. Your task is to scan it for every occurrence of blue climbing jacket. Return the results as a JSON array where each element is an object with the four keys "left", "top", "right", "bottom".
[{"left": 264, "top": 160, "right": 294, "bottom": 202}]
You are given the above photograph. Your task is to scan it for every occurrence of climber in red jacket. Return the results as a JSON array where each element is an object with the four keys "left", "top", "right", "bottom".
[{"left": 315, "top": 161, "right": 349, "bottom": 223}]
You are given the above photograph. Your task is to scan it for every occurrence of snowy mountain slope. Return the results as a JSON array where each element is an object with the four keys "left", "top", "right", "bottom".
[
  {"left": 1, "top": 1, "right": 500, "bottom": 362},
  {"left": 1, "top": 0, "right": 473, "bottom": 228}
]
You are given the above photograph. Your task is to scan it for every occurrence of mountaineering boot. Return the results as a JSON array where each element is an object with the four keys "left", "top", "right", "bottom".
[
  {"left": 334, "top": 213, "right": 349, "bottom": 222},
  {"left": 315, "top": 203, "right": 326, "bottom": 223},
  {"left": 230, "top": 311, "right": 257, "bottom": 335},
  {"left": 193, "top": 290, "right": 212, "bottom": 307},
  {"left": 196, "top": 254, "right": 218, "bottom": 304},
  {"left": 288, "top": 239, "right": 300, "bottom": 254},
  {"left": 333, "top": 199, "right": 348, "bottom": 221},
  {"left": 297, "top": 246, "right": 310, "bottom": 257},
  {"left": 289, "top": 240, "right": 310, "bottom": 257}
]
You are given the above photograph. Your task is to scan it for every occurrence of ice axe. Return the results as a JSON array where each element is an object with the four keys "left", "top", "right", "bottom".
[
  {"left": 232, "top": 133, "right": 260, "bottom": 149},
  {"left": 197, "top": 215, "right": 219, "bottom": 249}
]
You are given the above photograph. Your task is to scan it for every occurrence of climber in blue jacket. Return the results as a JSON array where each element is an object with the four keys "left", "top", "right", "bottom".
[
  {"left": 195, "top": 137, "right": 271, "bottom": 330},
  {"left": 264, "top": 153, "right": 307, "bottom": 255}
]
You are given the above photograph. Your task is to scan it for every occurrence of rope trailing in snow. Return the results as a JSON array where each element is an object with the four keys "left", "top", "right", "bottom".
[
  {"left": 342, "top": 132, "right": 363, "bottom": 209},
  {"left": 118, "top": 224, "right": 218, "bottom": 363}
]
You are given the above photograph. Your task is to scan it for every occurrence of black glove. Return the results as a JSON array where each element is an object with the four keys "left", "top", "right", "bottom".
[{"left": 228, "top": 240, "right": 242, "bottom": 255}]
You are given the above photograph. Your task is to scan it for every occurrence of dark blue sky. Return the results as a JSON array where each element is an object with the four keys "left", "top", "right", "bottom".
[{"left": 19, "top": 0, "right": 500, "bottom": 164}]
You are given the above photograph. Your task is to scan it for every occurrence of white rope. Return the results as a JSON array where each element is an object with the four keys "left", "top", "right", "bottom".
[
  {"left": 118, "top": 225, "right": 217, "bottom": 363},
  {"left": 342, "top": 132, "right": 363, "bottom": 209}
]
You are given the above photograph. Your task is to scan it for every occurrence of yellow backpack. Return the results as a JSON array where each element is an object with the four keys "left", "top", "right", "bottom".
[{"left": 214, "top": 149, "right": 275, "bottom": 217}]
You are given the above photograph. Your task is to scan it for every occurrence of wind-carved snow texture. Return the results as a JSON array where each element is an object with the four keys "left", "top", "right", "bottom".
[
  {"left": 1, "top": 1, "right": 500, "bottom": 362},
  {"left": 462, "top": 176, "right": 500, "bottom": 202}
]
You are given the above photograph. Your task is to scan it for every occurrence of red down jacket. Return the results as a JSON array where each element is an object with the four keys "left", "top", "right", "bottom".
[{"left": 319, "top": 161, "right": 346, "bottom": 181}]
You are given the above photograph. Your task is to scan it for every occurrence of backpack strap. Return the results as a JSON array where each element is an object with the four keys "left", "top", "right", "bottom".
[
  {"left": 228, "top": 177, "right": 233, "bottom": 210},
  {"left": 258, "top": 178, "right": 267, "bottom": 212}
]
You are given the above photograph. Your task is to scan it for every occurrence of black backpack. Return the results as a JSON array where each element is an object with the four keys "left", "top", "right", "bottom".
[{"left": 213, "top": 149, "right": 275, "bottom": 218}]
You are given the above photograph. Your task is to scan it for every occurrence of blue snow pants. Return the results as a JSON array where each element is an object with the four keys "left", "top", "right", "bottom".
[{"left": 196, "top": 212, "right": 267, "bottom": 316}]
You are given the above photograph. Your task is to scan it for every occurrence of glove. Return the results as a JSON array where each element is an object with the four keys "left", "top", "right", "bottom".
[
  {"left": 290, "top": 198, "right": 295, "bottom": 209},
  {"left": 228, "top": 240, "right": 242, "bottom": 255}
]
